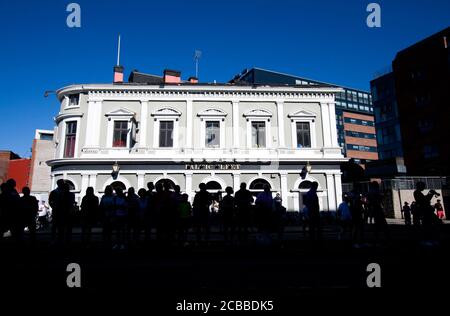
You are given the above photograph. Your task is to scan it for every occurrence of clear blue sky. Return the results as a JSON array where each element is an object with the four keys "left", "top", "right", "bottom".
[{"left": 1, "top": 0, "right": 449, "bottom": 157}]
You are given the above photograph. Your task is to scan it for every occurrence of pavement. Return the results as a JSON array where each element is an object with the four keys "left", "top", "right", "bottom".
[{"left": 1, "top": 221, "right": 449, "bottom": 312}]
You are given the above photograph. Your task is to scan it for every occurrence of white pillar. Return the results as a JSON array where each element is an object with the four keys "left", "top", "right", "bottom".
[
  {"left": 186, "top": 99, "right": 193, "bottom": 148},
  {"left": 80, "top": 173, "right": 90, "bottom": 197},
  {"left": 232, "top": 101, "right": 239, "bottom": 148},
  {"left": 334, "top": 173, "right": 343, "bottom": 206},
  {"left": 50, "top": 174, "right": 55, "bottom": 191},
  {"left": 326, "top": 174, "right": 337, "bottom": 212},
  {"left": 185, "top": 172, "right": 193, "bottom": 200},
  {"left": 84, "top": 100, "right": 102, "bottom": 148},
  {"left": 280, "top": 172, "right": 288, "bottom": 209},
  {"left": 233, "top": 173, "right": 240, "bottom": 193},
  {"left": 137, "top": 172, "right": 145, "bottom": 189},
  {"left": 277, "top": 101, "right": 285, "bottom": 148},
  {"left": 89, "top": 174, "right": 97, "bottom": 194},
  {"left": 139, "top": 101, "right": 148, "bottom": 148},
  {"left": 320, "top": 102, "right": 332, "bottom": 147},
  {"left": 328, "top": 102, "right": 339, "bottom": 147}
]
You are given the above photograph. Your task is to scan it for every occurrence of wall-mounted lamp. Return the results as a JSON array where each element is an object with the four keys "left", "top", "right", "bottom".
[
  {"left": 305, "top": 161, "right": 312, "bottom": 174},
  {"left": 112, "top": 161, "right": 120, "bottom": 179}
]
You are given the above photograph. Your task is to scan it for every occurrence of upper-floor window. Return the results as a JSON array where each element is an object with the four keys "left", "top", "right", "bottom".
[
  {"left": 296, "top": 122, "right": 311, "bottom": 148},
  {"left": 64, "top": 121, "right": 77, "bottom": 158},
  {"left": 68, "top": 94, "right": 79, "bottom": 107},
  {"left": 205, "top": 121, "right": 220, "bottom": 148},
  {"left": 159, "top": 120, "right": 174, "bottom": 148},
  {"left": 251, "top": 121, "right": 266, "bottom": 148},
  {"left": 113, "top": 121, "right": 129, "bottom": 147}
]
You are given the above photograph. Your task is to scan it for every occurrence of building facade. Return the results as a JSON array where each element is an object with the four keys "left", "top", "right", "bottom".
[
  {"left": 48, "top": 76, "right": 345, "bottom": 212},
  {"left": 230, "top": 67, "right": 378, "bottom": 163},
  {"left": 29, "top": 129, "right": 55, "bottom": 200},
  {"left": 392, "top": 27, "right": 450, "bottom": 176}
]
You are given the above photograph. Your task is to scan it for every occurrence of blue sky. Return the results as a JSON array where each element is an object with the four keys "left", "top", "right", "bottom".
[{"left": 1, "top": 0, "right": 449, "bottom": 157}]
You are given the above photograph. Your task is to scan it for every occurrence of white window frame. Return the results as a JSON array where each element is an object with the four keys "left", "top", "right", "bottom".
[
  {"left": 64, "top": 94, "right": 80, "bottom": 109},
  {"left": 58, "top": 116, "right": 82, "bottom": 159},
  {"left": 152, "top": 107, "right": 181, "bottom": 148},
  {"left": 244, "top": 109, "right": 272, "bottom": 149},
  {"left": 105, "top": 108, "right": 136, "bottom": 149},
  {"left": 197, "top": 109, "right": 227, "bottom": 149},
  {"left": 288, "top": 110, "right": 317, "bottom": 149}
]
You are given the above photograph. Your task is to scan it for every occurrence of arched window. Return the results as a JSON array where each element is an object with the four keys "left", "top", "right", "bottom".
[
  {"left": 64, "top": 180, "right": 76, "bottom": 191},
  {"left": 111, "top": 181, "right": 126, "bottom": 192},
  {"left": 155, "top": 179, "right": 176, "bottom": 191},
  {"left": 249, "top": 179, "right": 271, "bottom": 190},
  {"left": 298, "top": 180, "right": 313, "bottom": 190},
  {"left": 205, "top": 181, "right": 222, "bottom": 191}
]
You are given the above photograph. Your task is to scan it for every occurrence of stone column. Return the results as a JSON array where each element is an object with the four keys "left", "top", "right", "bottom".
[
  {"left": 232, "top": 101, "right": 239, "bottom": 148},
  {"left": 328, "top": 102, "right": 339, "bottom": 147},
  {"left": 326, "top": 174, "right": 337, "bottom": 212},
  {"left": 233, "top": 173, "right": 240, "bottom": 193},
  {"left": 137, "top": 172, "right": 145, "bottom": 189},
  {"left": 320, "top": 102, "right": 332, "bottom": 147},
  {"left": 80, "top": 173, "right": 90, "bottom": 198},
  {"left": 334, "top": 173, "right": 343, "bottom": 206},
  {"left": 186, "top": 99, "right": 193, "bottom": 148},
  {"left": 139, "top": 101, "right": 148, "bottom": 148},
  {"left": 185, "top": 172, "right": 193, "bottom": 201},
  {"left": 276, "top": 101, "right": 285, "bottom": 148},
  {"left": 280, "top": 172, "right": 288, "bottom": 208}
]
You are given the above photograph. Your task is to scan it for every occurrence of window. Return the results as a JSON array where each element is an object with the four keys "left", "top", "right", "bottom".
[
  {"left": 159, "top": 121, "right": 174, "bottom": 147},
  {"left": 249, "top": 179, "right": 271, "bottom": 190},
  {"left": 68, "top": 94, "right": 79, "bottom": 107},
  {"left": 251, "top": 121, "right": 266, "bottom": 148},
  {"left": 64, "top": 121, "right": 77, "bottom": 158},
  {"left": 205, "top": 121, "right": 220, "bottom": 148},
  {"left": 296, "top": 122, "right": 311, "bottom": 148},
  {"left": 112, "top": 121, "right": 128, "bottom": 147}
]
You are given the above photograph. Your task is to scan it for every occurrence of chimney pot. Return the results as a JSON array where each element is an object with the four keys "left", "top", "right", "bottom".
[
  {"left": 113, "top": 65, "right": 124, "bottom": 83},
  {"left": 188, "top": 76, "right": 198, "bottom": 83},
  {"left": 163, "top": 69, "right": 181, "bottom": 83}
]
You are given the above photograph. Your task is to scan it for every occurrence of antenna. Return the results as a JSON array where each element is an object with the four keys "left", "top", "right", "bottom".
[
  {"left": 117, "top": 34, "right": 121, "bottom": 66},
  {"left": 194, "top": 49, "right": 202, "bottom": 78}
]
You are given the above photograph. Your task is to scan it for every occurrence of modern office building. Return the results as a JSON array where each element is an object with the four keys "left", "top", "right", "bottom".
[
  {"left": 392, "top": 26, "right": 450, "bottom": 176},
  {"left": 370, "top": 71, "right": 403, "bottom": 160},
  {"left": 47, "top": 67, "right": 345, "bottom": 212},
  {"left": 230, "top": 68, "right": 378, "bottom": 163}
]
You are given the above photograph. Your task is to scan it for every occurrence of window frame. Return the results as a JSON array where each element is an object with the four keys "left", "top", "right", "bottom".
[
  {"left": 197, "top": 109, "right": 227, "bottom": 149},
  {"left": 105, "top": 108, "right": 136, "bottom": 149},
  {"left": 244, "top": 109, "right": 272, "bottom": 149},
  {"left": 152, "top": 107, "right": 181, "bottom": 149}
]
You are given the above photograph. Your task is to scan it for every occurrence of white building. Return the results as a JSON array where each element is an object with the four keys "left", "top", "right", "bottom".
[
  {"left": 30, "top": 129, "right": 55, "bottom": 202},
  {"left": 48, "top": 69, "right": 346, "bottom": 212}
]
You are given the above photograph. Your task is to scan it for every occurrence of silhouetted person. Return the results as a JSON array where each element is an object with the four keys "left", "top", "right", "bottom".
[
  {"left": 49, "top": 179, "right": 67, "bottom": 244},
  {"left": 18, "top": 186, "right": 38, "bottom": 244},
  {"left": 170, "top": 185, "right": 183, "bottom": 242},
  {"left": 411, "top": 201, "right": 420, "bottom": 226},
  {"left": 234, "top": 183, "right": 253, "bottom": 242},
  {"left": 113, "top": 187, "right": 128, "bottom": 250},
  {"left": 368, "top": 181, "right": 389, "bottom": 243},
  {"left": 144, "top": 182, "right": 155, "bottom": 242},
  {"left": 414, "top": 181, "right": 439, "bottom": 243},
  {"left": 193, "top": 183, "right": 212, "bottom": 243},
  {"left": 305, "top": 181, "right": 321, "bottom": 241},
  {"left": 1, "top": 179, "right": 20, "bottom": 241},
  {"left": 273, "top": 193, "right": 286, "bottom": 242},
  {"left": 0, "top": 182, "right": 10, "bottom": 238},
  {"left": 177, "top": 193, "right": 192, "bottom": 245},
  {"left": 80, "top": 187, "right": 99, "bottom": 245},
  {"left": 255, "top": 184, "right": 273, "bottom": 243},
  {"left": 100, "top": 185, "right": 115, "bottom": 246},
  {"left": 434, "top": 199, "right": 445, "bottom": 220},
  {"left": 337, "top": 194, "right": 352, "bottom": 240},
  {"left": 220, "top": 186, "right": 236, "bottom": 243},
  {"left": 350, "top": 189, "right": 364, "bottom": 245},
  {"left": 126, "top": 187, "right": 140, "bottom": 244},
  {"left": 402, "top": 202, "right": 412, "bottom": 226},
  {"left": 136, "top": 188, "right": 148, "bottom": 243}
]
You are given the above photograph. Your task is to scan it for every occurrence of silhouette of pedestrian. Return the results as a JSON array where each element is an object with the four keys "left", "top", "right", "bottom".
[
  {"left": 19, "top": 186, "right": 39, "bottom": 245},
  {"left": 177, "top": 193, "right": 192, "bottom": 245},
  {"left": 220, "top": 186, "right": 236, "bottom": 243},
  {"left": 368, "top": 181, "right": 389, "bottom": 243},
  {"left": 113, "top": 187, "right": 128, "bottom": 250},
  {"left": 414, "top": 181, "right": 440, "bottom": 244},
  {"left": 193, "top": 183, "right": 212, "bottom": 244},
  {"left": 136, "top": 188, "right": 148, "bottom": 244},
  {"left": 234, "top": 183, "right": 253, "bottom": 243},
  {"left": 434, "top": 199, "right": 445, "bottom": 220},
  {"left": 144, "top": 182, "right": 155, "bottom": 242},
  {"left": 402, "top": 202, "right": 412, "bottom": 226},
  {"left": 49, "top": 179, "right": 65, "bottom": 244},
  {"left": 80, "top": 187, "right": 99, "bottom": 246},
  {"left": 337, "top": 194, "right": 352, "bottom": 240},
  {"left": 349, "top": 189, "right": 364, "bottom": 246},
  {"left": 255, "top": 184, "right": 273, "bottom": 244},
  {"left": 100, "top": 185, "right": 115, "bottom": 246},
  {"left": 126, "top": 187, "right": 140, "bottom": 244},
  {"left": 1, "top": 179, "right": 20, "bottom": 242},
  {"left": 305, "top": 181, "right": 321, "bottom": 242}
]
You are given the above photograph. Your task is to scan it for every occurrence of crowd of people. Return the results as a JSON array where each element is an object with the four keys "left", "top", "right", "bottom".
[
  {"left": 0, "top": 178, "right": 287, "bottom": 249},
  {"left": 0, "top": 177, "right": 446, "bottom": 248}
]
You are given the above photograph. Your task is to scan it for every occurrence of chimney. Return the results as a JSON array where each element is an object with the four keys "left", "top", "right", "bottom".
[
  {"left": 163, "top": 69, "right": 181, "bottom": 83},
  {"left": 188, "top": 76, "right": 198, "bottom": 83},
  {"left": 113, "top": 65, "right": 124, "bottom": 83}
]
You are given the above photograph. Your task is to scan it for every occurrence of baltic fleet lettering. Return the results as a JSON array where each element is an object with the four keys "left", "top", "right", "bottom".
[{"left": 185, "top": 163, "right": 240, "bottom": 170}]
